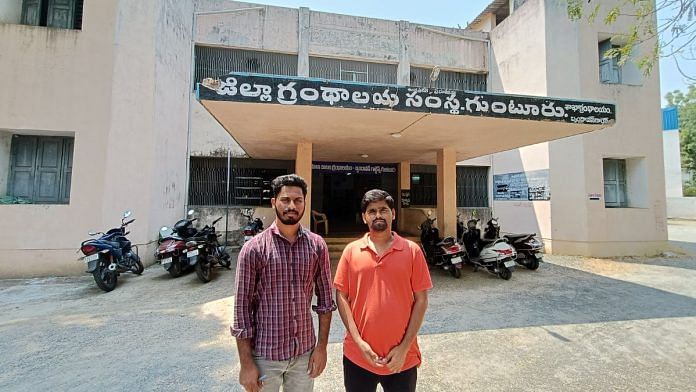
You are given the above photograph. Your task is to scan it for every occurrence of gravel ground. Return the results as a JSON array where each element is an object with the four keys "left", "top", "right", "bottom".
[{"left": 1, "top": 248, "right": 695, "bottom": 391}]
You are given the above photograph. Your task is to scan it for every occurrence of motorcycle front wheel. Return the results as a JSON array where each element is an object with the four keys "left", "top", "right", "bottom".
[
  {"left": 526, "top": 255, "right": 540, "bottom": 271},
  {"left": 168, "top": 259, "right": 183, "bottom": 278},
  {"left": 449, "top": 265, "right": 462, "bottom": 279},
  {"left": 93, "top": 263, "right": 118, "bottom": 292},
  {"left": 195, "top": 256, "right": 212, "bottom": 283},
  {"left": 498, "top": 265, "right": 512, "bottom": 280},
  {"left": 131, "top": 255, "right": 144, "bottom": 275}
]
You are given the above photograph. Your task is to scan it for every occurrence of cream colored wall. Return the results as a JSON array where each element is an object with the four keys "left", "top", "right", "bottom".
[
  {"left": 0, "top": 2, "right": 118, "bottom": 277},
  {"left": 195, "top": 0, "right": 487, "bottom": 70},
  {"left": 485, "top": 0, "right": 667, "bottom": 256},
  {"left": 0, "top": 0, "right": 22, "bottom": 24},
  {"left": 544, "top": 0, "right": 667, "bottom": 254},
  {"left": 0, "top": 0, "right": 193, "bottom": 277},
  {"left": 486, "top": 0, "right": 552, "bottom": 240},
  {"left": 191, "top": 99, "right": 245, "bottom": 157}
]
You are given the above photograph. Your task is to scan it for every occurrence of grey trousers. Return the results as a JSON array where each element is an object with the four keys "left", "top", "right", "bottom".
[{"left": 254, "top": 351, "right": 314, "bottom": 392}]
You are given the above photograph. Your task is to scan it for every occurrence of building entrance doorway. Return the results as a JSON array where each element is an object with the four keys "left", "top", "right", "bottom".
[{"left": 311, "top": 163, "right": 398, "bottom": 234}]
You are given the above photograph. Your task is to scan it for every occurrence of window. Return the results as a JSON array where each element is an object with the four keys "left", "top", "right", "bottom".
[
  {"left": 603, "top": 159, "right": 627, "bottom": 208},
  {"left": 21, "top": 0, "right": 84, "bottom": 30},
  {"left": 410, "top": 67, "right": 487, "bottom": 91},
  {"left": 188, "top": 158, "right": 292, "bottom": 206},
  {"left": 410, "top": 164, "right": 437, "bottom": 206},
  {"left": 598, "top": 39, "right": 621, "bottom": 84},
  {"left": 309, "top": 57, "right": 398, "bottom": 84},
  {"left": 456, "top": 166, "right": 488, "bottom": 207},
  {"left": 194, "top": 47, "right": 298, "bottom": 89},
  {"left": 6, "top": 135, "right": 74, "bottom": 204}
]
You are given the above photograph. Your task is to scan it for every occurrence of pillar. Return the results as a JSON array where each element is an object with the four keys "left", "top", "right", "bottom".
[
  {"left": 437, "top": 148, "right": 457, "bottom": 238},
  {"left": 297, "top": 7, "right": 310, "bottom": 77},
  {"left": 295, "top": 142, "right": 313, "bottom": 228}
]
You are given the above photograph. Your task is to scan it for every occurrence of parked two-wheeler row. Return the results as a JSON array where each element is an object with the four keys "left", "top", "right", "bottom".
[
  {"left": 421, "top": 212, "right": 544, "bottom": 281},
  {"left": 79, "top": 209, "right": 236, "bottom": 292},
  {"left": 156, "top": 209, "right": 231, "bottom": 283}
]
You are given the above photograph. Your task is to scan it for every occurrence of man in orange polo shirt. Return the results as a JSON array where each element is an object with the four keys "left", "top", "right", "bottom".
[{"left": 334, "top": 189, "right": 432, "bottom": 392}]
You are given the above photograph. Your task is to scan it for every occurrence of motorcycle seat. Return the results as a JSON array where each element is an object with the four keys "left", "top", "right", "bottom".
[
  {"left": 504, "top": 233, "right": 535, "bottom": 242},
  {"left": 436, "top": 237, "right": 456, "bottom": 247}
]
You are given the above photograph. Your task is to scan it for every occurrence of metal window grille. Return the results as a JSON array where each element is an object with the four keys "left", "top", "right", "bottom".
[
  {"left": 7, "top": 135, "right": 73, "bottom": 204},
  {"left": 309, "top": 57, "right": 398, "bottom": 84},
  {"left": 194, "top": 46, "right": 298, "bottom": 88},
  {"left": 456, "top": 166, "right": 489, "bottom": 207},
  {"left": 188, "top": 157, "right": 291, "bottom": 206},
  {"left": 409, "top": 67, "right": 487, "bottom": 91},
  {"left": 603, "top": 159, "right": 627, "bottom": 208}
]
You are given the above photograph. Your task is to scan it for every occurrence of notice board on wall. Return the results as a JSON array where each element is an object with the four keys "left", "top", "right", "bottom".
[{"left": 493, "top": 169, "right": 550, "bottom": 201}]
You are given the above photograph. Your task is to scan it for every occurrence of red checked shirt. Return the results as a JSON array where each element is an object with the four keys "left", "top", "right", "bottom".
[{"left": 231, "top": 222, "right": 336, "bottom": 361}]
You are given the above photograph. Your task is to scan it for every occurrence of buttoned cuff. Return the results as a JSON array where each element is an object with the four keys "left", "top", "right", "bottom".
[
  {"left": 312, "top": 300, "right": 337, "bottom": 314},
  {"left": 230, "top": 325, "right": 255, "bottom": 339}
]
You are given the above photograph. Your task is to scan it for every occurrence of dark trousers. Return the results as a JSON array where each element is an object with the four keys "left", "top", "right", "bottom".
[{"left": 343, "top": 356, "right": 417, "bottom": 392}]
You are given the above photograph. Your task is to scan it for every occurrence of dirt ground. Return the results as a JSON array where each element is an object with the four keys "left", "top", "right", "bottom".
[{"left": 1, "top": 223, "right": 696, "bottom": 391}]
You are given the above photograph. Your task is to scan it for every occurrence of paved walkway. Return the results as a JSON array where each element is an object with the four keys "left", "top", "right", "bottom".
[{"left": 0, "top": 223, "right": 695, "bottom": 391}]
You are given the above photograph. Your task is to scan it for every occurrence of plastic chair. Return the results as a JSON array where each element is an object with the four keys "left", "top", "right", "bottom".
[{"left": 311, "top": 210, "right": 329, "bottom": 236}]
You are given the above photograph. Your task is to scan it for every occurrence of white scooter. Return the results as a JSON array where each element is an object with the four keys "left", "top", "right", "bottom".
[{"left": 460, "top": 218, "right": 517, "bottom": 280}]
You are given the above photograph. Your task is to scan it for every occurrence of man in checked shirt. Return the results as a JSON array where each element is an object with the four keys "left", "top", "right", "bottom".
[{"left": 231, "top": 174, "right": 336, "bottom": 392}]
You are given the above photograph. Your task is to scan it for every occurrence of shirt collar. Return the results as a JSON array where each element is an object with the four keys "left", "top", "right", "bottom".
[
  {"left": 360, "top": 231, "right": 405, "bottom": 252},
  {"left": 269, "top": 221, "right": 308, "bottom": 238}
]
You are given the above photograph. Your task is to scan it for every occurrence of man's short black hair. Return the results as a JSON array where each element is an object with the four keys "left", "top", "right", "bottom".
[
  {"left": 271, "top": 174, "right": 308, "bottom": 198},
  {"left": 360, "top": 189, "right": 395, "bottom": 213}
]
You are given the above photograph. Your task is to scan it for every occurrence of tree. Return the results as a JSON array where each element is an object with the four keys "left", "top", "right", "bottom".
[
  {"left": 666, "top": 85, "right": 696, "bottom": 181},
  {"left": 566, "top": 0, "right": 696, "bottom": 81}
]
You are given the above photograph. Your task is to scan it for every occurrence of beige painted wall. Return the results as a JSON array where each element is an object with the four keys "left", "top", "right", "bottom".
[
  {"left": 483, "top": 0, "right": 667, "bottom": 256},
  {"left": 0, "top": 0, "right": 193, "bottom": 277}
]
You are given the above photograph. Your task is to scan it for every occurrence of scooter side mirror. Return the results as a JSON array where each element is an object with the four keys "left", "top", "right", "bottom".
[
  {"left": 88, "top": 231, "right": 98, "bottom": 236},
  {"left": 160, "top": 226, "right": 169, "bottom": 232},
  {"left": 123, "top": 210, "right": 132, "bottom": 219},
  {"left": 187, "top": 209, "right": 195, "bottom": 216},
  {"left": 427, "top": 210, "right": 432, "bottom": 217}
]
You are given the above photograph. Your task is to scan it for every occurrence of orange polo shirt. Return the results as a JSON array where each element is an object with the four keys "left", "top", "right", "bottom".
[{"left": 334, "top": 232, "right": 433, "bottom": 375}]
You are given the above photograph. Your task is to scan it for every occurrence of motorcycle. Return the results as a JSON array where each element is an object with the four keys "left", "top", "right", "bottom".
[
  {"left": 241, "top": 208, "right": 264, "bottom": 243},
  {"left": 483, "top": 217, "right": 544, "bottom": 270},
  {"left": 184, "top": 212, "right": 231, "bottom": 283},
  {"left": 155, "top": 210, "right": 198, "bottom": 278},
  {"left": 419, "top": 211, "right": 466, "bottom": 279},
  {"left": 460, "top": 218, "right": 517, "bottom": 280},
  {"left": 79, "top": 210, "right": 144, "bottom": 292}
]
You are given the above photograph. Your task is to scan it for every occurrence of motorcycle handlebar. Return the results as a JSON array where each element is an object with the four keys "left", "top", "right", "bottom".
[
  {"left": 123, "top": 218, "right": 136, "bottom": 226},
  {"left": 212, "top": 216, "right": 222, "bottom": 225}
]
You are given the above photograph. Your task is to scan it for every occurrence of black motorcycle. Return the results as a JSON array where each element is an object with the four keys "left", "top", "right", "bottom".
[
  {"left": 79, "top": 210, "right": 143, "bottom": 292},
  {"left": 484, "top": 218, "right": 544, "bottom": 270},
  {"left": 419, "top": 212, "right": 466, "bottom": 279},
  {"left": 241, "top": 208, "right": 264, "bottom": 243},
  {"left": 184, "top": 214, "right": 230, "bottom": 283}
]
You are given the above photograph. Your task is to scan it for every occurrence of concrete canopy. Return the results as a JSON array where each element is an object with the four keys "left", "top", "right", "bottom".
[{"left": 197, "top": 73, "right": 615, "bottom": 164}]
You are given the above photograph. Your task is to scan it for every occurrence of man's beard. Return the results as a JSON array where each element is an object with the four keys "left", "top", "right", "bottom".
[
  {"left": 275, "top": 205, "right": 304, "bottom": 225},
  {"left": 370, "top": 219, "right": 388, "bottom": 232}
]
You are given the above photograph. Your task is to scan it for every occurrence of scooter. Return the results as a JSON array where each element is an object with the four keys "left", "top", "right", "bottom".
[
  {"left": 419, "top": 212, "right": 466, "bottom": 279},
  {"left": 79, "top": 210, "right": 144, "bottom": 292},
  {"left": 483, "top": 218, "right": 544, "bottom": 270},
  {"left": 241, "top": 208, "right": 264, "bottom": 243},
  {"left": 155, "top": 210, "right": 197, "bottom": 278},
  {"left": 460, "top": 218, "right": 516, "bottom": 280}
]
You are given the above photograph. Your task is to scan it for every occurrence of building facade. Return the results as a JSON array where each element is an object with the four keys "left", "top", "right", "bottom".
[{"left": 0, "top": 0, "right": 664, "bottom": 278}]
